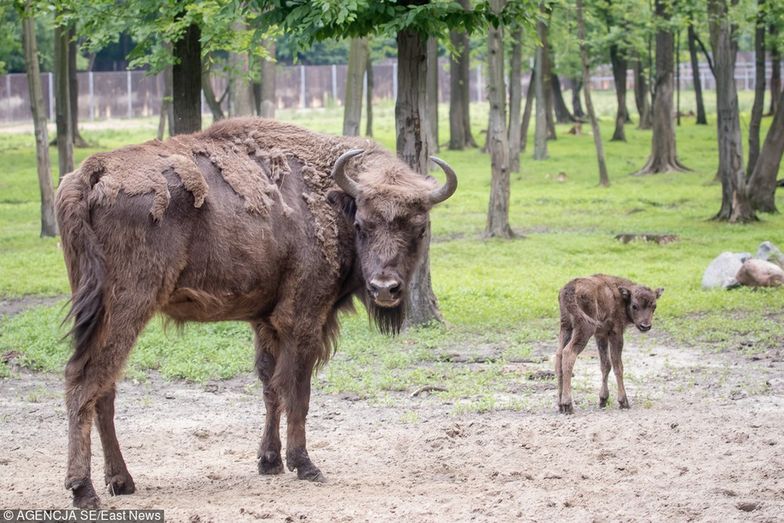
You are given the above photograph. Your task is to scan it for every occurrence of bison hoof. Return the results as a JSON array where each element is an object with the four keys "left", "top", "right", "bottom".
[
  {"left": 106, "top": 473, "right": 135, "bottom": 496},
  {"left": 599, "top": 397, "right": 609, "bottom": 408},
  {"left": 67, "top": 479, "right": 100, "bottom": 509},
  {"left": 258, "top": 452, "right": 284, "bottom": 475},
  {"left": 558, "top": 403, "right": 574, "bottom": 415},
  {"left": 297, "top": 464, "right": 326, "bottom": 483},
  {"left": 618, "top": 398, "right": 630, "bottom": 409}
]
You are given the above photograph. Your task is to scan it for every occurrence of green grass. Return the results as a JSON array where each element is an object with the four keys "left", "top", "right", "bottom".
[{"left": 1, "top": 92, "right": 783, "bottom": 411}]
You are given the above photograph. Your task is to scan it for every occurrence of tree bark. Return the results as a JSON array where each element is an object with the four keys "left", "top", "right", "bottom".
[
  {"left": 486, "top": 3, "right": 514, "bottom": 238},
  {"left": 609, "top": 43, "right": 628, "bottom": 141},
  {"left": 158, "top": 62, "right": 174, "bottom": 140},
  {"left": 687, "top": 24, "right": 708, "bottom": 124},
  {"left": 571, "top": 77, "right": 585, "bottom": 118},
  {"left": 508, "top": 27, "right": 523, "bottom": 173},
  {"left": 533, "top": 33, "right": 548, "bottom": 160},
  {"left": 448, "top": 2, "right": 476, "bottom": 150},
  {"left": 202, "top": 61, "right": 225, "bottom": 122},
  {"left": 228, "top": 23, "right": 254, "bottom": 117},
  {"left": 172, "top": 23, "right": 202, "bottom": 135},
  {"left": 520, "top": 70, "right": 534, "bottom": 153},
  {"left": 633, "top": 58, "right": 652, "bottom": 129},
  {"left": 635, "top": 0, "right": 688, "bottom": 174},
  {"left": 343, "top": 37, "right": 368, "bottom": 136},
  {"left": 260, "top": 38, "right": 277, "bottom": 118},
  {"left": 54, "top": 19, "right": 73, "bottom": 182},
  {"left": 366, "top": 53, "right": 373, "bottom": 137},
  {"left": 747, "top": 1, "right": 766, "bottom": 177},
  {"left": 426, "top": 37, "right": 439, "bottom": 153},
  {"left": 577, "top": 0, "right": 609, "bottom": 187},
  {"left": 22, "top": 9, "right": 57, "bottom": 237},
  {"left": 68, "top": 28, "right": 87, "bottom": 147},
  {"left": 748, "top": 88, "right": 784, "bottom": 212},
  {"left": 551, "top": 73, "right": 575, "bottom": 123},
  {"left": 768, "top": 24, "right": 780, "bottom": 116},
  {"left": 543, "top": 49, "right": 556, "bottom": 140},
  {"left": 709, "top": 0, "right": 756, "bottom": 222},
  {"left": 396, "top": 29, "right": 442, "bottom": 327}
]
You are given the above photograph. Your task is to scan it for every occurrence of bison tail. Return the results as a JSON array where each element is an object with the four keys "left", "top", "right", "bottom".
[
  {"left": 560, "top": 283, "right": 599, "bottom": 328},
  {"left": 56, "top": 159, "right": 107, "bottom": 363}
]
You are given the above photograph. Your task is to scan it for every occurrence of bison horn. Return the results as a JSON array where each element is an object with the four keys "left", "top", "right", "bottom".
[
  {"left": 332, "top": 148, "right": 363, "bottom": 198},
  {"left": 428, "top": 157, "right": 458, "bottom": 204}
]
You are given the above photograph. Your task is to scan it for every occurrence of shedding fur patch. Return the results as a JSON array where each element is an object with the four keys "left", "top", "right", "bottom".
[{"left": 301, "top": 164, "right": 341, "bottom": 275}]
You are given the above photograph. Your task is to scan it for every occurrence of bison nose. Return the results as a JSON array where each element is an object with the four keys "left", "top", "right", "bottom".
[
  {"left": 369, "top": 278, "right": 402, "bottom": 303},
  {"left": 639, "top": 323, "right": 651, "bottom": 332}
]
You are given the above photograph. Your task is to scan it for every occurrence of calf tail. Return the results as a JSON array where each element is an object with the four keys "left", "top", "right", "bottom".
[
  {"left": 560, "top": 282, "right": 600, "bottom": 328},
  {"left": 56, "top": 157, "right": 107, "bottom": 364}
]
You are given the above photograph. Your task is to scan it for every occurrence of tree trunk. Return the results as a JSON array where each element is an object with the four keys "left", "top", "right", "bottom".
[
  {"left": 635, "top": 0, "right": 688, "bottom": 174},
  {"left": 533, "top": 30, "right": 548, "bottom": 160},
  {"left": 486, "top": 2, "right": 514, "bottom": 238},
  {"left": 571, "top": 77, "right": 585, "bottom": 118},
  {"left": 748, "top": 88, "right": 784, "bottom": 212},
  {"left": 687, "top": 24, "right": 708, "bottom": 124},
  {"left": 365, "top": 54, "right": 373, "bottom": 137},
  {"left": 158, "top": 63, "right": 174, "bottom": 140},
  {"left": 202, "top": 61, "right": 225, "bottom": 122},
  {"left": 343, "top": 37, "right": 368, "bottom": 136},
  {"left": 448, "top": 3, "right": 476, "bottom": 150},
  {"left": 609, "top": 43, "right": 628, "bottom": 141},
  {"left": 768, "top": 24, "right": 780, "bottom": 116},
  {"left": 520, "top": 70, "right": 535, "bottom": 153},
  {"left": 577, "top": 0, "right": 609, "bottom": 187},
  {"left": 260, "top": 38, "right": 277, "bottom": 118},
  {"left": 543, "top": 49, "right": 556, "bottom": 140},
  {"left": 426, "top": 37, "right": 439, "bottom": 153},
  {"left": 172, "top": 23, "right": 202, "bottom": 135},
  {"left": 633, "top": 58, "right": 652, "bottom": 129},
  {"left": 22, "top": 10, "right": 57, "bottom": 237},
  {"left": 68, "top": 28, "right": 87, "bottom": 147},
  {"left": 709, "top": 0, "right": 756, "bottom": 222},
  {"left": 551, "top": 74, "right": 575, "bottom": 123},
  {"left": 747, "top": 1, "right": 766, "bottom": 176},
  {"left": 228, "top": 24, "right": 254, "bottom": 117},
  {"left": 396, "top": 29, "right": 442, "bottom": 327},
  {"left": 508, "top": 27, "right": 523, "bottom": 173},
  {"left": 54, "top": 19, "right": 73, "bottom": 182}
]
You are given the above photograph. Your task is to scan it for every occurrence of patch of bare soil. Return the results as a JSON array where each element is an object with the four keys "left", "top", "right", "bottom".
[
  {"left": 0, "top": 295, "right": 65, "bottom": 318},
  {"left": 0, "top": 340, "right": 782, "bottom": 522}
]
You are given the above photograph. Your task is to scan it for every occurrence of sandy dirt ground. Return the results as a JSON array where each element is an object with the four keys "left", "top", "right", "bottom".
[{"left": 1, "top": 337, "right": 783, "bottom": 523}]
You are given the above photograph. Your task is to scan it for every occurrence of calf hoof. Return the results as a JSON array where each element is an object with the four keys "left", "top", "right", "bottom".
[
  {"left": 599, "top": 397, "right": 609, "bottom": 408},
  {"left": 296, "top": 463, "right": 326, "bottom": 483},
  {"left": 287, "top": 448, "right": 326, "bottom": 482},
  {"left": 105, "top": 473, "right": 135, "bottom": 496},
  {"left": 66, "top": 478, "right": 100, "bottom": 509},
  {"left": 258, "top": 451, "right": 284, "bottom": 475},
  {"left": 558, "top": 403, "right": 574, "bottom": 415},
  {"left": 618, "top": 398, "right": 630, "bottom": 409}
]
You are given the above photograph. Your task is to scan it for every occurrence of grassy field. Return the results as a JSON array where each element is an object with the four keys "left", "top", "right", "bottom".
[{"left": 1, "top": 92, "right": 782, "bottom": 411}]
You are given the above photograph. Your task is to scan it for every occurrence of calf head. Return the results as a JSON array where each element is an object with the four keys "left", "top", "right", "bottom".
[
  {"left": 619, "top": 285, "right": 664, "bottom": 332},
  {"left": 330, "top": 149, "right": 457, "bottom": 333}
]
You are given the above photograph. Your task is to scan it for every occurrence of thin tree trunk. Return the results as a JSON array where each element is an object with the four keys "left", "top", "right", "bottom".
[
  {"left": 68, "top": 28, "right": 87, "bottom": 147},
  {"left": 426, "top": 37, "right": 439, "bottom": 153},
  {"left": 54, "top": 19, "right": 73, "bottom": 181},
  {"left": 709, "top": 0, "right": 756, "bottom": 222},
  {"left": 533, "top": 28, "right": 548, "bottom": 160},
  {"left": 747, "top": 1, "right": 766, "bottom": 176},
  {"left": 687, "top": 24, "right": 708, "bottom": 124},
  {"left": 609, "top": 43, "right": 628, "bottom": 141},
  {"left": 448, "top": 0, "right": 476, "bottom": 149},
  {"left": 508, "top": 27, "right": 523, "bottom": 173},
  {"left": 543, "top": 48, "right": 556, "bottom": 140},
  {"left": 571, "top": 77, "right": 585, "bottom": 118},
  {"left": 635, "top": 0, "right": 688, "bottom": 174},
  {"left": 396, "top": 29, "right": 441, "bottom": 327},
  {"left": 676, "top": 29, "right": 681, "bottom": 126},
  {"left": 520, "top": 70, "right": 534, "bottom": 153},
  {"left": 22, "top": 9, "right": 57, "bottom": 237},
  {"left": 551, "top": 74, "right": 575, "bottom": 123},
  {"left": 202, "top": 61, "right": 225, "bottom": 122},
  {"left": 748, "top": 88, "right": 784, "bottom": 212},
  {"left": 768, "top": 24, "right": 780, "bottom": 116},
  {"left": 365, "top": 54, "right": 373, "bottom": 137},
  {"left": 260, "top": 38, "right": 277, "bottom": 118},
  {"left": 172, "top": 22, "right": 202, "bottom": 135},
  {"left": 486, "top": 1, "right": 513, "bottom": 238},
  {"left": 577, "top": 0, "right": 609, "bottom": 187},
  {"left": 343, "top": 37, "right": 368, "bottom": 136},
  {"left": 158, "top": 62, "right": 173, "bottom": 140},
  {"left": 228, "top": 23, "right": 254, "bottom": 117},
  {"left": 633, "top": 58, "right": 652, "bottom": 129}
]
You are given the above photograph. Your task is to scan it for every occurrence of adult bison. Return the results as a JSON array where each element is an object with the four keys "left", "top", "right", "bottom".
[{"left": 55, "top": 117, "right": 457, "bottom": 508}]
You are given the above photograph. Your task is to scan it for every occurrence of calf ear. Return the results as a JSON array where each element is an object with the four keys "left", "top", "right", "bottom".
[
  {"left": 618, "top": 287, "right": 631, "bottom": 301},
  {"left": 655, "top": 287, "right": 664, "bottom": 298},
  {"left": 328, "top": 190, "right": 357, "bottom": 221}
]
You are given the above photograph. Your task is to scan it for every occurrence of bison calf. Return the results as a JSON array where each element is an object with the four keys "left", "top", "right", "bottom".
[{"left": 555, "top": 275, "right": 663, "bottom": 414}]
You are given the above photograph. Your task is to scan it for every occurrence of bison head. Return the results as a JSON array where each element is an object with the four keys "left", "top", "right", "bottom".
[
  {"left": 330, "top": 148, "right": 457, "bottom": 333},
  {"left": 619, "top": 285, "right": 664, "bottom": 332}
]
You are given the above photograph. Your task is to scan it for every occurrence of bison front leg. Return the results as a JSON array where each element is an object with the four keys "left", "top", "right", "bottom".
[
  {"left": 609, "top": 334, "right": 629, "bottom": 409},
  {"left": 254, "top": 339, "right": 284, "bottom": 475}
]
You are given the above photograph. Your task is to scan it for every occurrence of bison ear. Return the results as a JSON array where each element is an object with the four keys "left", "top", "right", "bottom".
[
  {"left": 655, "top": 287, "right": 664, "bottom": 298},
  {"left": 327, "top": 190, "right": 357, "bottom": 221},
  {"left": 618, "top": 287, "right": 631, "bottom": 301}
]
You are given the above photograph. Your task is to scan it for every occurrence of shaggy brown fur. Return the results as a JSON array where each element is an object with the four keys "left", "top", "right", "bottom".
[
  {"left": 55, "top": 117, "right": 457, "bottom": 508},
  {"left": 735, "top": 259, "right": 784, "bottom": 287},
  {"left": 555, "top": 274, "right": 663, "bottom": 414}
]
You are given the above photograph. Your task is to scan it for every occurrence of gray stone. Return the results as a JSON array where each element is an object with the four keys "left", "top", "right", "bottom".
[
  {"left": 702, "top": 252, "right": 752, "bottom": 289},
  {"left": 755, "top": 241, "right": 784, "bottom": 269}
]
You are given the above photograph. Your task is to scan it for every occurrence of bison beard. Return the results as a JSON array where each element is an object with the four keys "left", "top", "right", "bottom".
[{"left": 55, "top": 117, "right": 457, "bottom": 508}]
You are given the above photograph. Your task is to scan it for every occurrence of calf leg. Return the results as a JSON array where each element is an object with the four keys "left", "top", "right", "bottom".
[
  {"left": 610, "top": 334, "right": 629, "bottom": 409},
  {"left": 254, "top": 325, "right": 283, "bottom": 475},
  {"left": 596, "top": 336, "right": 611, "bottom": 408},
  {"left": 555, "top": 324, "right": 572, "bottom": 406},
  {"left": 95, "top": 386, "right": 135, "bottom": 496},
  {"left": 559, "top": 325, "right": 592, "bottom": 414}
]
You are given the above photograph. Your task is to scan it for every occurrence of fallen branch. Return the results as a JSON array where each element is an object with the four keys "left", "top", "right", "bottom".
[{"left": 411, "top": 386, "right": 448, "bottom": 397}]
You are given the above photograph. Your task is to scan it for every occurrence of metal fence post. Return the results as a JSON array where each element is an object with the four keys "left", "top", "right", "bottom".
[
  {"left": 88, "top": 71, "right": 95, "bottom": 121},
  {"left": 127, "top": 70, "right": 132, "bottom": 118},
  {"left": 476, "top": 66, "right": 483, "bottom": 102},
  {"left": 392, "top": 62, "right": 398, "bottom": 101},
  {"left": 4, "top": 75, "right": 10, "bottom": 122},
  {"left": 299, "top": 65, "right": 306, "bottom": 108},
  {"left": 331, "top": 64, "right": 338, "bottom": 102},
  {"left": 48, "top": 72, "right": 54, "bottom": 121}
]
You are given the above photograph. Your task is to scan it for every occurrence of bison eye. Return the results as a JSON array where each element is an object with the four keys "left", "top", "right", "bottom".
[
  {"left": 632, "top": 304, "right": 638, "bottom": 311},
  {"left": 418, "top": 227, "right": 426, "bottom": 239}
]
